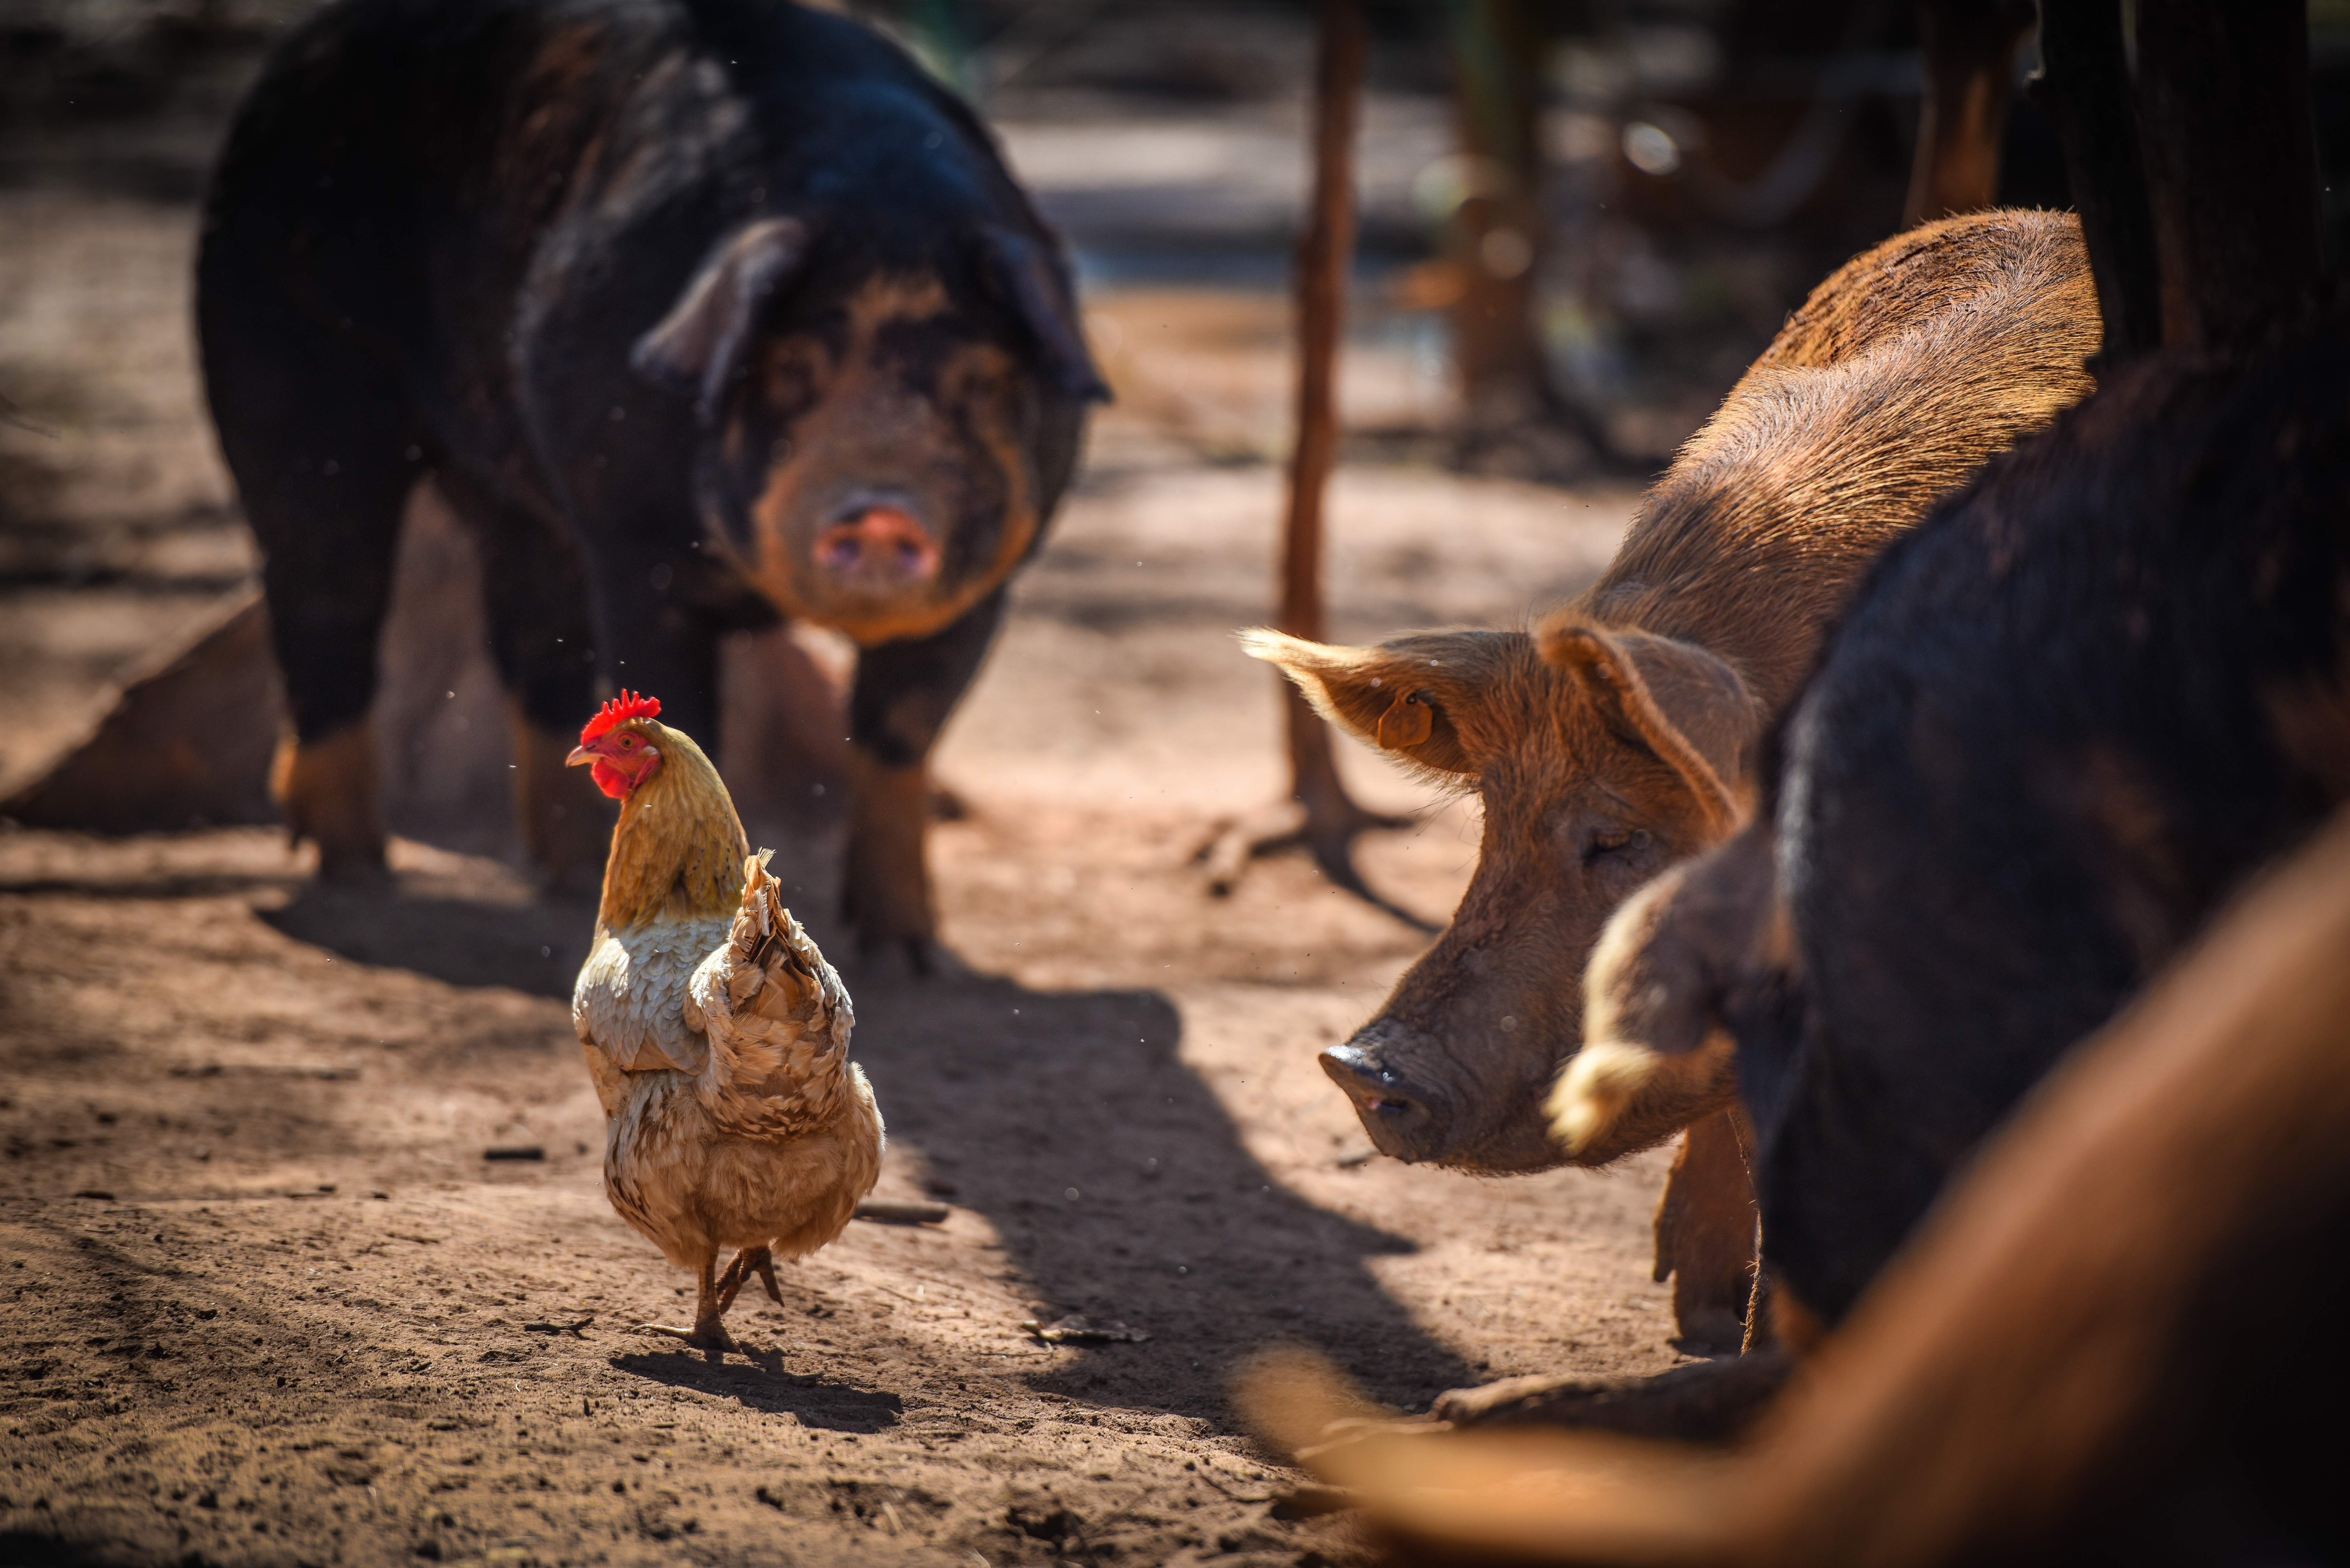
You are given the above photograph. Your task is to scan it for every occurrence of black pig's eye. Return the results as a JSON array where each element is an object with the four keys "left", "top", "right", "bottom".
[{"left": 762, "top": 343, "right": 826, "bottom": 416}]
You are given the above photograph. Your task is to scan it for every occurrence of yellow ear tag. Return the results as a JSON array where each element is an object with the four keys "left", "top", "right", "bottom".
[{"left": 1376, "top": 690, "right": 1434, "bottom": 750}]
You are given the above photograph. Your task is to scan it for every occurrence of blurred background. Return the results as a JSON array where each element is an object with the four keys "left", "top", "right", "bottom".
[
  {"left": 5, "top": 0, "right": 2350, "bottom": 815},
  {"left": 8, "top": 14, "right": 2350, "bottom": 1559}
]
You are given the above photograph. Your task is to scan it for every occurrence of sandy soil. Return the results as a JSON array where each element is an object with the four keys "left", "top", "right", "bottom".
[{"left": 0, "top": 181, "right": 1690, "bottom": 1567}]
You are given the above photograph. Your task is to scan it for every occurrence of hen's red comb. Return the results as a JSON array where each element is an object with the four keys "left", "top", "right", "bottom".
[{"left": 579, "top": 690, "right": 661, "bottom": 744}]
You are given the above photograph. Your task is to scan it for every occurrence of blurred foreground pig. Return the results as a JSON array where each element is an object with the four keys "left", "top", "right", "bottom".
[
  {"left": 1247, "top": 210, "right": 2097, "bottom": 1344},
  {"left": 1254, "top": 806, "right": 2350, "bottom": 1568},
  {"left": 197, "top": 0, "right": 1103, "bottom": 968},
  {"left": 1560, "top": 305, "right": 2350, "bottom": 1342}
]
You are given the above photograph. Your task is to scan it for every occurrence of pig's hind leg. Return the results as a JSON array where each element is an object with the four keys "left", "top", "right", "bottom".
[
  {"left": 434, "top": 465, "right": 611, "bottom": 896},
  {"left": 199, "top": 283, "right": 419, "bottom": 882},
  {"left": 1652, "top": 1109, "right": 1762, "bottom": 1354}
]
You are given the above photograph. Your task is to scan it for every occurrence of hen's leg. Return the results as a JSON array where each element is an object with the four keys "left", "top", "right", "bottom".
[
  {"left": 636, "top": 1254, "right": 743, "bottom": 1361},
  {"left": 711, "top": 1247, "right": 782, "bottom": 1311},
  {"left": 711, "top": 1249, "right": 757, "bottom": 1313}
]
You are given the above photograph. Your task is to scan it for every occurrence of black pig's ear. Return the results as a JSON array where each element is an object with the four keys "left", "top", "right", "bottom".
[
  {"left": 632, "top": 216, "right": 811, "bottom": 425},
  {"left": 979, "top": 224, "right": 1111, "bottom": 403}
]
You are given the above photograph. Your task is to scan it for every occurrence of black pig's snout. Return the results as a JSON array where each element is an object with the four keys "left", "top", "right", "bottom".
[
  {"left": 815, "top": 498, "right": 941, "bottom": 585},
  {"left": 1321, "top": 1041, "right": 1447, "bottom": 1162}
]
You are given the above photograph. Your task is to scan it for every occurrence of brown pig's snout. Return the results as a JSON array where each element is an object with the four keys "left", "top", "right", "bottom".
[
  {"left": 1321, "top": 1037, "right": 1450, "bottom": 1162},
  {"left": 814, "top": 498, "right": 942, "bottom": 585}
]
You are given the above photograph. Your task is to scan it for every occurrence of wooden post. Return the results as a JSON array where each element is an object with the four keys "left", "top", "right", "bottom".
[
  {"left": 1279, "top": 0, "right": 1363, "bottom": 663},
  {"left": 2032, "top": 0, "right": 2162, "bottom": 363},
  {"left": 1902, "top": 0, "right": 2035, "bottom": 227},
  {"left": 1439, "top": 0, "right": 1622, "bottom": 466},
  {"left": 1204, "top": 0, "right": 1426, "bottom": 928},
  {"left": 1440, "top": 0, "right": 1544, "bottom": 419},
  {"left": 2136, "top": 0, "right": 2322, "bottom": 349}
]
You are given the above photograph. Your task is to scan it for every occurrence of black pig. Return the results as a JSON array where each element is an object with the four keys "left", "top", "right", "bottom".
[
  {"left": 197, "top": 0, "right": 1104, "bottom": 965},
  {"left": 1561, "top": 307, "right": 2350, "bottom": 1336}
]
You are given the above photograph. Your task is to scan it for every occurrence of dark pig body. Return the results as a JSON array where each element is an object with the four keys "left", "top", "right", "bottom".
[
  {"left": 1568, "top": 309, "right": 2350, "bottom": 1335},
  {"left": 198, "top": 0, "right": 1101, "bottom": 960},
  {"left": 1281, "top": 808, "right": 2350, "bottom": 1568}
]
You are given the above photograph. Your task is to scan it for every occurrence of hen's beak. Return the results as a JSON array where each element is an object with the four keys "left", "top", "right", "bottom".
[{"left": 565, "top": 744, "right": 595, "bottom": 767}]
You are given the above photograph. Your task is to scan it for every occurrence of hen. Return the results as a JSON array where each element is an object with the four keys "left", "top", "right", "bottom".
[{"left": 567, "top": 691, "right": 883, "bottom": 1356}]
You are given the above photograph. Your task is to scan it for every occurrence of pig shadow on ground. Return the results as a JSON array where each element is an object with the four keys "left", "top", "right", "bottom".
[
  {"left": 0, "top": 862, "right": 302, "bottom": 906},
  {"left": 0, "top": 1531, "right": 124, "bottom": 1568},
  {"left": 848, "top": 980, "right": 1478, "bottom": 1419},
  {"left": 258, "top": 882, "right": 600, "bottom": 1002},
  {"left": 610, "top": 1352, "right": 904, "bottom": 1433}
]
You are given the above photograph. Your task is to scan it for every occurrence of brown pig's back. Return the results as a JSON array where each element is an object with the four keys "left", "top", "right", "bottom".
[{"left": 1584, "top": 209, "right": 2099, "bottom": 720}]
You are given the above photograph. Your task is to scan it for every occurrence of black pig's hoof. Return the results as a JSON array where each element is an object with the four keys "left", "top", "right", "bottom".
[
  {"left": 850, "top": 935, "right": 971, "bottom": 984},
  {"left": 1429, "top": 1352, "right": 1793, "bottom": 1444},
  {"left": 273, "top": 725, "right": 388, "bottom": 880},
  {"left": 314, "top": 852, "right": 395, "bottom": 887}
]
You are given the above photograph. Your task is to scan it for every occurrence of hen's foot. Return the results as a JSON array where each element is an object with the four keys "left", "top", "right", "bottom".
[
  {"left": 634, "top": 1322, "right": 741, "bottom": 1362},
  {"left": 846, "top": 936, "right": 970, "bottom": 983},
  {"left": 644, "top": 1254, "right": 756, "bottom": 1361}
]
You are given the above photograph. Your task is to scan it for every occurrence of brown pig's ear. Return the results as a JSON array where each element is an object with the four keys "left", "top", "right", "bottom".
[
  {"left": 632, "top": 216, "right": 812, "bottom": 426},
  {"left": 1543, "top": 621, "right": 1749, "bottom": 838},
  {"left": 1237, "top": 629, "right": 1482, "bottom": 777},
  {"left": 980, "top": 224, "right": 1112, "bottom": 404}
]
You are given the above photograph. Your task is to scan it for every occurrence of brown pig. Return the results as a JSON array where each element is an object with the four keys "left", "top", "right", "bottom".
[{"left": 1246, "top": 207, "right": 2098, "bottom": 1343}]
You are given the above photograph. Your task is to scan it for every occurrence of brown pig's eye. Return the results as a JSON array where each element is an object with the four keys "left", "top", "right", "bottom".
[{"left": 1583, "top": 827, "right": 1651, "bottom": 865}]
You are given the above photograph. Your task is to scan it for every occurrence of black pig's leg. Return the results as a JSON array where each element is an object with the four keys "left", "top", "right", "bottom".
[
  {"left": 583, "top": 543, "right": 725, "bottom": 743},
  {"left": 436, "top": 465, "right": 612, "bottom": 895},
  {"left": 201, "top": 297, "right": 416, "bottom": 881},
  {"left": 845, "top": 589, "right": 1008, "bottom": 972}
]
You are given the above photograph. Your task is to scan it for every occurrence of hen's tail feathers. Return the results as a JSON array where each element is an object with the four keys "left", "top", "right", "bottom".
[
  {"left": 690, "top": 853, "right": 860, "bottom": 1138},
  {"left": 722, "top": 852, "right": 847, "bottom": 1035}
]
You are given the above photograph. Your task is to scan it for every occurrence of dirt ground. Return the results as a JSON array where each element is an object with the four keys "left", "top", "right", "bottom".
[{"left": 0, "top": 172, "right": 1692, "bottom": 1567}]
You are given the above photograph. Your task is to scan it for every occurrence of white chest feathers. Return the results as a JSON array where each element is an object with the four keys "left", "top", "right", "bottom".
[{"left": 572, "top": 917, "right": 734, "bottom": 1074}]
